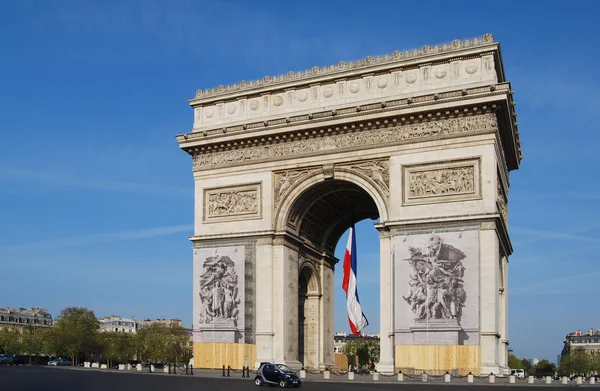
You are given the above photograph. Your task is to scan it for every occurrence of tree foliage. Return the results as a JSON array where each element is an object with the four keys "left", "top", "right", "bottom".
[
  {"left": 533, "top": 359, "right": 556, "bottom": 375},
  {"left": 340, "top": 338, "right": 380, "bottom": 367},
  {"left": 0, "top": 327, "right": 22, "bottom": 355},
  {"left": 53, "top": 307, "right": 100, "bottom": 365},
  {"left": 133, "top": 323, "right": 192, "bottom": 364},
  {"left": 559, "top": 347, "right": 596, "bottom": 376},
  {"left": 0, "top": 306, "right": 192, "bottom": 366}
]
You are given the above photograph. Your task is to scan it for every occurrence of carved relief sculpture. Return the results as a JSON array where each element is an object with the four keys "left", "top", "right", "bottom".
[
  {"left": 347, "top": 160, "right": 389, "bottom": 194},
  {"left": 193, "top": 114, "right": 498, "bottom": 169},
  {"left": 403, "top": 158, "right": 481, "bottom": 205},
  {"left": 497, "top": 181, "right": 508, "bottom": 225},
  {"left": 408, "top": 166, "right": 474, "bottom": 197},
  {"left": 402, "top": 235, "right": 467, "bottom": 321},
  {"left": 274, "top": 170, "right": 308, "bottom": 203},
  {"left": 204, "top": 183, "right": 261, "bottom": 222},
  {"left": 198, "top": 252, "right": 241, "bottom": 325}
]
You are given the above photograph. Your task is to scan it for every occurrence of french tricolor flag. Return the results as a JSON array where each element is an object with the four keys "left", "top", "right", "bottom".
[{"left": 342, "top": 226, "right": 369, "bottom": 335}]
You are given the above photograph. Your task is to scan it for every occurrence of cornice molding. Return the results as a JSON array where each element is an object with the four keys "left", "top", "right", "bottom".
[
  {"left": 191, "top": 34, "right": 495, "bottom": 101},
  {"left": 179, "top": 83, "right": 511, "bottom": 143}
]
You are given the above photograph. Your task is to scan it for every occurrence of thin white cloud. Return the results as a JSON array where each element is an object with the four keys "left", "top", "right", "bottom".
[
  {"left": 511, "top": 286, "right": 600, "bottom": 297},
  {"left": 513, "top": 191, "right": 600, "bottom": 201},
  {"left": 511, "top": 225, "right": 600, "bottom": 247},
  {"left": 0, "top": 167, "right": 192, "bottom": 198},
  {"left": 511, "top": 270, "right": 600, "bottom": 295},
  {"left": 0, "top": 224, "right": 193, "bottom": 252}
]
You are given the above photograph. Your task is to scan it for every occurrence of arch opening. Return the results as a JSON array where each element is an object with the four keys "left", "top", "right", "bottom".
[
  {"left": 287, "top": 179, "right": 380, "bottom": 255},
  {"left": 285, "top": 178, "right": 381, "bottom": 369}
]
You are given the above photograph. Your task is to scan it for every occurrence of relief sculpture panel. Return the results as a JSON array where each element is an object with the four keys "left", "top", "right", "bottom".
[
  {"left": 193, "top": 113, "right": 497, "bottom": 169},
  {"left": 204, "top": 183, "right": 261, "bottom": 222},
  {"left": 394, "top": 230, "right": 479, "bottom": 345},
  {"left": 194, "top": 245, "right": 246, "bottom": 343},
  {"left": 403, "top": 159, "right": 481, "bottom": 205},
  {"left": 402, "top": 235, "right": 467, "bottom": 321}
]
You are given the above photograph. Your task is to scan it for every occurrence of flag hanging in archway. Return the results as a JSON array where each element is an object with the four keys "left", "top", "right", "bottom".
[{"left": 342, "top": 226, "right": 369, "bottom": 335}]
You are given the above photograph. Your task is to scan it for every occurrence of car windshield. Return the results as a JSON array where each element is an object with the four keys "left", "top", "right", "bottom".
[{"left": 276, "top": 364, "right": 294, "bottom": 373}]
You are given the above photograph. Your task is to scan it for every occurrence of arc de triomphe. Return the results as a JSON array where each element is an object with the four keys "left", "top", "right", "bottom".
[{"left": 177, "top": 34, "right": 521, "bottom": 375}]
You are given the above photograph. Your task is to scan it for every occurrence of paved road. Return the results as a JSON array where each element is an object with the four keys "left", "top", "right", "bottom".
[{"left": 0, "top": 366, "right": 591, "bottom": 391}]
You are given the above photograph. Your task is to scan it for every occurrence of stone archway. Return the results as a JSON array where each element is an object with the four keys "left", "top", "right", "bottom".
[
  {"left": 298, "top": 261, "right": 320, "bottom": 369},
  {"left": 277, "top": 177, "right": 383, "bottom": 370},
  {"left": 179, "top": 35, "right": 521, "bottom": 375}
]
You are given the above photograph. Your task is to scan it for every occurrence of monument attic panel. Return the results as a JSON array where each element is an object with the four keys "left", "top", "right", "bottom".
[
  {"left": 187, "top": 36, "right": 503, "bottom": 131},
  {"left": 191, "top": 34, "right": 498, "bottom": 102}
]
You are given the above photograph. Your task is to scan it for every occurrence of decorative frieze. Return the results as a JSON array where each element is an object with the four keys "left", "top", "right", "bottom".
[
  {"left": 193, "top": 113, "right": 498, "bottom": 169},
  {"left": 403, "top": 158, "right": 481, "bottom": 205},
  {"left": 203, "top": 183, "right": 262, "bottom": 222}
]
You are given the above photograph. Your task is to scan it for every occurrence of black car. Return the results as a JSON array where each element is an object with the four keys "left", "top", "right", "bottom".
[{"left": 254, "top": 362, "right": 301, "bottom": 388}]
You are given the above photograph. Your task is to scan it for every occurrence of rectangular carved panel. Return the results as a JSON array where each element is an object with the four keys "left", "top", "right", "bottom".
[
  {"left": 393, "top": 229, "right": 480, "bottom": 346},
  {"left": 403, "top": 159, "right": 481, "bottom": 205},
  {"left": 193, "top": 245, "right": 246, "bottom": 343},
  {"left": 203, "top": 182, "right": 262, "bottom": 223}
]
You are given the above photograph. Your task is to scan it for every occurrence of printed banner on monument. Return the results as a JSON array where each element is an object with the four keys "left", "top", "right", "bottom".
[
  {"left": 193, "top": 245, "right": 245, "bottom": 343},
  {"left": 394, "top": 230, "right": 479, "bottom": 344}
]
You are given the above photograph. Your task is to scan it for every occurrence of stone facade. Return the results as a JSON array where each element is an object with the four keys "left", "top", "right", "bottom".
[
  {"left": 98, "top": 315, "right": 138, "bottom": 334},
  {"left": 177, "top": 34, "right": 521, "bottom": 374}
]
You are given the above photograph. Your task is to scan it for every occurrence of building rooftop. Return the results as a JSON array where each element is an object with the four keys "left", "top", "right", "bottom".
[{"left": 0, "top": 306, "right": 52, "bottom": 318}]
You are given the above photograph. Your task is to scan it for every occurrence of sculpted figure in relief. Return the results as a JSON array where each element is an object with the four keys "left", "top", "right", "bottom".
[
  {"left": 497, "top": 181, "right": 508, "bottom": 225},
  {"left": 193, "top": 114, "right": 497, "bottom": 169},
  {"left": 275, "top": 170, "right": 308, "bottom": 203},
  {"left": 198, "top": 254, "right": 240, "bottom": 325},
  {"left": 409, "top": 166, "right": 474, "bottom": 197},
  {"left": 207, "top": 190, "right": 258, "bottom": 217},
  {"left": 350, "top": 160, "right": 389, "bottom": 193},
  {"left": 403, "top": 235, "right": 467, "bottom": 321}
]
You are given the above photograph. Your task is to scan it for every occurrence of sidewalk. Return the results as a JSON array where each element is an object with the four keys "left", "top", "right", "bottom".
[{"left": 49, "top": 366, "right": 600, "bottom": 387}]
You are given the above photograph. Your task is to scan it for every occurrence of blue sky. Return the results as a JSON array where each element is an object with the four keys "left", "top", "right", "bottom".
[{"left": 1, "top": 0, "right": 598, "bottom": 363}]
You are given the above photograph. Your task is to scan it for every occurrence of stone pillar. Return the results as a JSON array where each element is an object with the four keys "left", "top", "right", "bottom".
[
  {"left": 376, "top": 227, "right": 394, "bottom": 373},
  {"left": 254, "top": 240, "right": 274, "bottom": 368},
  {"left": 271, "top": 242, "right": 287, "bottom": 365},
  {"left": 272, "top": 242, "right": 301, "bottom": 369},
  {"left": 304, "top": 293, "right": 321, "bottom": 368},
  {"left": 318, "top": 262, "right": 335, "bottom": 370},
  {"left": 479, "top": 228, "right": 500, "bottom": 374}
]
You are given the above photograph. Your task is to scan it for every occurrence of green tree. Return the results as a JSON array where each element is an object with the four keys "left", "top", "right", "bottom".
[
  {"left": 508, "top": 353, "right": 523, "bottom": 369},
  {"left": 341, "top": 338, "right": 380, "bottom": 368},
  {"left": 521, "top": 358, "right": 532, "bottom": 374},
  {"left": 53, "top": 307, "right": 100, "bottom": 366},
  {"left": 41, "top": 327, "right": 65, "bottom": 359},
  {"left": 533, "top": 359, "right": 556, "bottom": 376},
  {"left": 99, "top": 332, "right": 135, "bottom": 367},
  {"left": 0, "top": 327, "right": 22, "bottom": 355},
  {"left": 559, "top": 347, "right": 591, "bottom": 376},
  {"left": 133, "top": 324, "right": 191, "bottom": 364}
]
